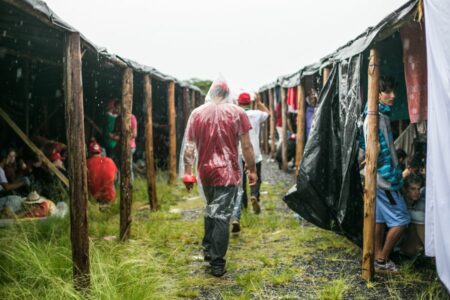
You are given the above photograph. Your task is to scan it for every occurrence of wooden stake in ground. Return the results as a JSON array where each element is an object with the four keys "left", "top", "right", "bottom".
[
  {"left": 323, "top": 66, "right": 331, "bottom": 86},
  {"left": 263, "top": 92, "right": 269, "bottom": 154},
  {"left": 268, "top": 88, "right": 276, "bottom": 159},
  {"left": 281, "top": 87, "right": 288, "bottom": 172},
  {"left": 362, "top": 48, "right": 380, "bottom": 281},
  {"left": 143, "top": 75, "right": 158, "bottom": 210},
  {"left": 183, "top": 87, "right": 190, "bottom": 128},
  {"left": 120, "top": 67, "right": 134, "bottom": 241},
  {"left": 64, "top": 32, "right": 90, "bottom": 290},
  {"left": 295, "top": 84, "right": 306, "bottom": 177},
  {"left": 168, "top": 81, "right": 177, "bottom": 185}
]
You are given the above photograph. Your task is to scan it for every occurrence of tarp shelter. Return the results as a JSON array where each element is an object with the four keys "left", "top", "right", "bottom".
[
  {"left": 0, "top": 0, "right": 204, "bottom": 288},
  {"left": 259, "top": 0, "right": 450, "bottom": 289}
]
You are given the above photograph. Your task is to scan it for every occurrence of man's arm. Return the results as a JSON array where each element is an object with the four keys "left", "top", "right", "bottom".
[
  {"left": 183, "top": 141, "right": 196, "bottom": 176},
  {"left": 240, "top": 132, "right": 257, "bottom": 185},
  {"left": 255, "top": 93, "right": 270, "bottom": 115},
  {"left": 0, "top": 180, "right": 25, "bottom": 191}
]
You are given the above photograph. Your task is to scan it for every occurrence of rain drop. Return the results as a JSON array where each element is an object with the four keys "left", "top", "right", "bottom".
[{"left": 16, "top": 68, "right": 22, "bottom": 79}]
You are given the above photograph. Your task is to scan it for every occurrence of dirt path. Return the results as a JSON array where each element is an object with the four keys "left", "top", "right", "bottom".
[{"left": 171, "top": 156, "right": 447, "bottom": 299}]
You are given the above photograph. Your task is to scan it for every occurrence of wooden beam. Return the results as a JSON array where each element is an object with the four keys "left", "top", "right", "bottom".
[
  {"left": 362, "top": 48, "right": 380, "bottom": 282},
  {"left": 183, "top": 87, "right": 190, "bottom": 128},
  {"left": 168, "top": 81, "right": 177, "bottom": 185},
  {"left": 64, "top": 32, "right": 89, "bottom": 290},
  {"left": 119, "top": 68, "right": 134, "bottom": 241},
  {"left": 281, "top": 87, "right": 288, "bottom": 171},
  {"left": 323, "top": 67, "right": 331, "bottom": 86},
  {"left": 143, "top": 75, "right": 158, "bottom": 211},
  {"left": 190, "top": 90, "right": 196, "bottom": 110},
  {"left": 0, "top": 107, "right": 69, "bottom": 187},
  {"left": 295, "top": 84, "right": 306, "bottom": 177},
  {"left": 2, "top": 48, "right": 62, "bottom": 67},
  {"left": 268, "top": 89, "right": 276, "bottom": 159}
]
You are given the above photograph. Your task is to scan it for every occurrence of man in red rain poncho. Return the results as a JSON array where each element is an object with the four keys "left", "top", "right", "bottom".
[{"left": 181, "top": 78, "right": 257, "bottom": 277}]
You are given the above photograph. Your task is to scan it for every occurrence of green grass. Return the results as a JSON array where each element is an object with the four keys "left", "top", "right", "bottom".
[{"left": 0, "top": 173, "right": 448, "bottom": 299}]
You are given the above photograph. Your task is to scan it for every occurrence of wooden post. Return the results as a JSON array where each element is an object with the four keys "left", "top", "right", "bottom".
[
  {"left": 144, "top": 75, "right": 158, "bottom": 210},
  {"left": 168, "top": 81, "right": 177, "bottom": 185},
  {"left": 64, "top": 32, "right": 90, "bottom": 290},
  {"left": 281, "top": 87, "right": 288, "bottom": 171},
  {"left": 119, "top": 68, "right": 133, "bottom": 241},
  {"left": 183, "top": 87, "right": 190, "bottom": 128},
  {"left": 190, "top": 90, "right": 196, "bottom": 110},
  {"left": 295, "top": 84, "right": 306, "bottom": 176},
  {"left": 362, "top": 48, "right": 380, "bottom": 281},
  {"left": 323, "top": 67, "right": 331, "bottom": 86},
  {"left": 263, "top": 92, "right": 269, "bottom": 154},
  {"left": 268, "top": 89, "right": 276, "bottom": 159}
]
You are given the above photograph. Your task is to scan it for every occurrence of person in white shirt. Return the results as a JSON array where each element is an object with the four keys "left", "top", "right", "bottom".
[{"left": 231, "top": 92, "right": 270, "bottom": 233}]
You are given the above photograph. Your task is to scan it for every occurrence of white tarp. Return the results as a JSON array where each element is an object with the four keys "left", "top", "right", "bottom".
[{"left": 424, "top": 0, "right": 450, "bottom": 291}]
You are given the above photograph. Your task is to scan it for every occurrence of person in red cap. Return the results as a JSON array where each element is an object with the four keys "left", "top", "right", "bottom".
[
  {"left": 181, "top": 78, "right": 257, "bottom": 277},
  {"left": 86, "top": 140, "right": 118, "bottom": 209},
  {"left": 231, "top": 92, "right": 270, "bottom": 233}
]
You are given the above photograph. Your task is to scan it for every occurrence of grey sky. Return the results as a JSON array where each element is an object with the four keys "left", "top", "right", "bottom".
[{"left": 45, "top": 0, "right": 407, "bottom": 91}]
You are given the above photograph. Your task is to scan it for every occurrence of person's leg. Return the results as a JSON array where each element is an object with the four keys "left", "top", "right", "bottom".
[
  {"left": 380, "top": 225, "right": 406, "bottom": 260},
  {"left": 241, "top": 160, "right": 248, "bottom": 209},
  {"left": 378, "top": 190, "right": 410, "bottom": 262},
  {"left": 130, "top": 148, "right": 136, "bottom": 182},
  {"left": 202, "top": 186, "right": 214, "bottom": 260},
  {"left": 375, "top": 223, "right": 386, "bottom": 260},
  {"left": 416, "top": 224, "right": 425, "bottom": 245},
  {"left": 209, "top": 186, "right": 238, "bottom": 276},
  {"left": 250, "top": 162, "right": 262, "bottom": 201}
]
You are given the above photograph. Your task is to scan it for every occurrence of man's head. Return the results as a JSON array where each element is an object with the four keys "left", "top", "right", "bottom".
[
  {"left": 209, "top": 81, "right": 230, "bottom": 101},
  {"left": 307, "top": 88, "right": 318, "bottom": 107},
  {"left": 0, "top": 148, "right": 16, "bottom": 165},
  {"left": 89, "top": 140, "right": 102, "bottom": 156},
  {"left": 106, "top": 98, "right": 119, "bottom": 114},
  {"left": 403, "top": 174, "right": 423, "bottom": 202},
  {"left": 407, "top": 156, "right": 423, "bottom": 175},
  {"left": 238, "top": 92, "right": 251, "bottom": 108},
  {"left": 378, "top": 76, "right": 397, "bottom": 106}
]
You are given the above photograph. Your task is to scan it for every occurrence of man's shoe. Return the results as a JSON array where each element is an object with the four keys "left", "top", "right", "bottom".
[
  {"left": 210, "top": 265, "right": 227, "bottom": 277},
  {"left": 251, "top": 196, "right": 261, "bottom": 214},
  {"left": 231, "top": 220, "right": 241, "bottom": 234},
  {"left": 374, "top": 259, "right": 399, "bottom": 273}
]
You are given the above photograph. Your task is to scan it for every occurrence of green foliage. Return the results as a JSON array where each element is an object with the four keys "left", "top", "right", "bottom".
[{"left": 186, "top": 78, "right": 212, "bottom": 95}]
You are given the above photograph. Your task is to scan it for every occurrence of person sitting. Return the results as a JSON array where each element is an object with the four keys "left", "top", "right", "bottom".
[
  {"left": 401, "top": 174, "right": 425, "bottom": 257},
  {"left": 0, "top": 149, "right": 31, "bottom": 197},
  {"left": 86, "top": 140, "right": 118, "bottom": 210},
  {"left": 0, "top": 191, "right": 58, "bottom": 219}
]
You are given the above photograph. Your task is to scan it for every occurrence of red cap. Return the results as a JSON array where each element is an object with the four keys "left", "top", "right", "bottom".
[
  {"left": 49, "top": 152, "right": 64, "bottom": 162},
  {"left": 238, "top": 93, "right": 251, "bottom": 105},
  {"left": 183, "top": 174, "right": 197, "bottom": 184},
  {"left": 89, "top": 141, "right": 101, "bottom": 155}
]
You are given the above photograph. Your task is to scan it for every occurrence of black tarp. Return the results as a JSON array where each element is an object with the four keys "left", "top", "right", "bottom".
[{"left": 284, "top": 56, "right": 364, "bottom": 246}]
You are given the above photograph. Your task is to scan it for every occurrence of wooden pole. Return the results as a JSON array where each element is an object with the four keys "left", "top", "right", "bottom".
[
  {"left": 64, "top": 32, "right": 90, "bottom": 290},
  {"left": 183, "top": 87, "right": 190, "bottom": 128},
  {"left": 190, "top": 90, "right": 196, "bottom": 110},
  {"left": 119, "top": 68, "right": 134, "bottom": 241},
  {"left": 24, "top": 59, "right": 31, "bottom": 135},
  {"left": 362, "top": 48, "right": 380, "bottom": 281},
  {"left": 263, "top": 92, "right": 269, "bottom": 154},
  {"left": 168, "top": 81, "right": 177, "bottom": 185},
  {"left": 268, "top": 89, "right": 276, "bottom": 159},
  {"left": 323, "top": 67, "right": 331, "bottom": 86},
  {"left": 281, "top": 87, "right": 288, "bottom": 171},
  {"left": 295, "top": 84, "right": 306, "bottom": 176},
  {"left": 143, "top": 75, "right": 158, "bottom": 211}
]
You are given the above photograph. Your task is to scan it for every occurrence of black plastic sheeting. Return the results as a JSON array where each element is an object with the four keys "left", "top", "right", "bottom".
[{"left": 284, "top": 56, "right": 364, "bottom": 246}]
